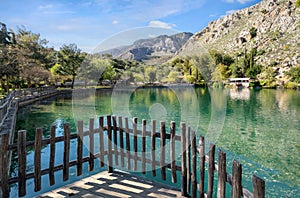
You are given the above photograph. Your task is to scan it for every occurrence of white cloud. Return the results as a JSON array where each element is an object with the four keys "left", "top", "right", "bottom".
[
  {"left": 148, "top": 20, "right": 176, "bottom": 29},
  {"left": 225, "top": 9, "right": 237, "bottom": 15},
  {"left": 224, "top": 0, "right": 234, "bottom": 3},
  {"left": 223, "top": 0, "right": 254, "bottom": 3},
  {"left": 209, "top": 13, "right": 217, "bottom": 17},
  {"left": 112, "top": 20, "right": 119, "bottom": 25},
  {"left": 38, "top": 4, "right": 54, "bottom": 10}
]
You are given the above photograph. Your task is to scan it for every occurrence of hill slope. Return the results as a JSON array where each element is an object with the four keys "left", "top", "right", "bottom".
[{"left": 179, "top": 0, "right": 300, "bottom": 81}]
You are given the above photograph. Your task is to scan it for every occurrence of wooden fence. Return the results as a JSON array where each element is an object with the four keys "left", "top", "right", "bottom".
[
  {"left": 0, "top": 92, "right": 14, "bottom": 128},
  {"left": 0, "top": 115, "right": 265, "bottom": 198}
]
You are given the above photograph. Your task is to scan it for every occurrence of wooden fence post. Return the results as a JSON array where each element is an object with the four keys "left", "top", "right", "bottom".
[
  {"left": 160, "top": 121, "right": 166, "bottom": 180},
  {"left": 253, "top": 175, "right": 265, "bottom": 198},
  {"left": 232, "top": 160, "right": 242, "bottom": 198},
  {"left": 63, "top": 124, "right": 70, "bottom": 181},
  {"left": 49, "top": 125, "right": 56, "bottom": 186},
  {"left": 170, "top": 121, "right": 176, "bottom": 183},
  {"left": 18, "top": 130, "right": 27, "bottom": 197},
  {"left": 207, "top": 144, "right": 216, "bottom": 198},
  {"left": 89, "top": 118, "right": 95, "bottom": 171},
  {"left": 107, "top": 115, "right": 113, "bottom": 173},
  {"left": 77, "top": 121, "right": 83, "bottom": 176},
  {"left": 34, "top": 128, "right": 42, "bottom": 192},
  {"left": 133, "top": 117, "right": 138, "bottom": 171},
  {"left": 187, "top": 126, "right": 191, "bottom": 194},
  {"left": 218, "top": 150, "right": 226, "bottom": 198},
  {"left": 142, "top": 119, "right": 146, "bottom": 174},
  {"left": 199, "top": 136, "right": 205, "bottom": 198},
  {"left": 99, "top": 116, "right": 105, "bottom": 167},
  {"left": 0, "top": 133, "right": 10, "bottom": 197},
  {"left": 151, "top": 120, "right": 156, "bottom": 176},
  {"left": 112, "top": 116, "right": 118, "bottom": 166},
  {"left": 118, "top": 116, "right": 125, "bottom": 167},
  {"left": 191, "top": 130, "right": 197, "bottom": 198},
  {"left": 125, "top": 117, "right": 131, "bottom": 170},
  {"left": 180, "top": 122, "right": 188, "bottom": 196}
]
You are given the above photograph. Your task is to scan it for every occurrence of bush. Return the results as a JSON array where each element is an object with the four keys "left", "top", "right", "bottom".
[
  {"left": 296, "top": 0, "right": 300, "bottom": 8},
  {"left": 284, "top": 82, "right": 298, "bottom": 89}
]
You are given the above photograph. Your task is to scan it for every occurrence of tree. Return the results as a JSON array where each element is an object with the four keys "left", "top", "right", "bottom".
[
  {"left": 296, "top": 0, "right": 300, "bottom": 8},
  {"left": 145, "top": 66, "right": 156, "bottom": 83},
  {"left": 56, "top": 44, "right": 84, "bottom": 89},
  {"left": 285, "top": 65, "right": 300, "bottom": 83}
]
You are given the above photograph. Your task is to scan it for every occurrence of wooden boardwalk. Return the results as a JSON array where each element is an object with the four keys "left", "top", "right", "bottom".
[{"left": 36, "top": 170, "right": 186, "bottom": 198}]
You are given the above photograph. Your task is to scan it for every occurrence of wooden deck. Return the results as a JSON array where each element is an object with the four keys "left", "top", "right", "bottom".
[{"left": 36, "top": 170, "right": 186, "bottom": 198}]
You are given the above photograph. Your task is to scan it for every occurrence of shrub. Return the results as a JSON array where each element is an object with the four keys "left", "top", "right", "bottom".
[
  {"left": 296, "top": 0, "right": 300, "bottom": 8},
  {"left": 284, "top": 82, "right": 298, "bottom": 89}
]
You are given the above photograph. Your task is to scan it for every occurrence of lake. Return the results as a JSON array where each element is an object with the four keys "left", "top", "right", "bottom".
[{"left": 10, "top": 87, "right": 300, "bottom": 197}]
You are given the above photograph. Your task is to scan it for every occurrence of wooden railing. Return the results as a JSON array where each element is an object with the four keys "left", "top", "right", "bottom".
[
  {"left": 0, "top": 115, "right": 265, "bottom": 198},
  {"left": 0, "top": 92, "right": 15, "bottom": 128}
]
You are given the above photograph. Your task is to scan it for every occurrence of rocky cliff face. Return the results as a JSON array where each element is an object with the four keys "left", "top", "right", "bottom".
[
  {"left": 101, "top": 32, "right": 193, "bottom": 64},
  {"left": 179, "top": 0, "right": 300, "bottom": 80}
]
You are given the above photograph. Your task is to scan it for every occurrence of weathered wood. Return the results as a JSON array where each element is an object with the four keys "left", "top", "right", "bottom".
[
  {"left": 186, "top": 126, "right": 191, "bottom": 194},
  {"left": 77, "top": 121, "right": 83, "bottom": 176},
  {"left": 49, "top": 125, "right": 56, "bottom": 186},
  {"left": 253, "top": 175, "right": 265, "bottom": 198},
  {"left": 34, "top": 128, "right": 42, "bottom": 192},
  {"left": 125, "top": 117, "right": 131, "bottom": 170},
  {"left": 18, "top": 130, "right": 27, "bottom": 196},
  {"left": 133, "top": 117, "right": 138, "bottom": 171},
  {"left": 118, "top": 116, "right": 125, "bottom": 167},
  {"left": 112, "top": 116, "right": 118, "bottom": 166},
  {"left": 99, "top": 116, "right": 105, "bottom": 167},
  {"left": 89, "top": 118, "right": 95, "bottom": 171},
  {"left": 107, "top": 115, "right": 113, "bottom": 173},
  {"left": 218, "top": 150, "right": 226, "bottom": 198},
  {"left": 160, "top": 121, "right": 166, "bottom": 180},
  {"left": 0, "top": 134, "right": 10, "bottom": 197},
  {"left": 207, "top": 144, "right": 215, "bottom": 198},
  {"left": 199, "top": 136, "right": 205, "bottom": 198},
  {"left": 63, "top": 124, "right": 70, "bottom": 181},
  {"left": 151, "top": 120, "right": 156, "bottom": 177},
  {"left": 142, "top": 119, "right": 146, "bottom": 174},
  {"left": 170, "top": 121, "right": 176, "bottom": 183},
  {"left": 180, "top": 122, "right": 187, "bottom": 196},
  {"left": 232, "top": 160, "right": 242, "bottom": 198},
  {"left": 191, "top": 130, "right": 197, "bottom": 198}
]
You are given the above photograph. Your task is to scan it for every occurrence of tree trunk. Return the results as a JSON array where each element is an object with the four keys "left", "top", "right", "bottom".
[{"left": 71, "top": 75, "right": 75, "bottom": 89}]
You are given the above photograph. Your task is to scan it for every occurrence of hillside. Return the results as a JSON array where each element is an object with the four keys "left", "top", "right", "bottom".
[
  {"left": 179, "top": 0, "right": 300, "bottom": 83},
  {"left": 100, "top": 32, "right": 193, "bottom": 65}
]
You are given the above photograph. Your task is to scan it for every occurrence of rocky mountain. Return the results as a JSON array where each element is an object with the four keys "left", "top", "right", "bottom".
[
  {"left": 179, "top": 0, "right": 300, "bottom": 82},
  {"left": 100, "top": 32, "right": 193, "bottom": 64}
]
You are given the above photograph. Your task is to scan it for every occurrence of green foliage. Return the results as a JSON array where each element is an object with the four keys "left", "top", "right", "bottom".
[
  {"left": 258, "top": 67, "right": 276, "bottom": 88},
  {"left": 284, "top": 82, "right": 298, "bottom": 89},
  {"left": 145, "top": 66, "right": 157, "bottom": 83},
  {"left": 296, "top": 0, "right": 300, "bottom": 8},
  {"left": 249, "top": 27, "right": 257, "bottom": 38},
  {"left": 285, "top": 65, "right": 300, "bottom": 83}
]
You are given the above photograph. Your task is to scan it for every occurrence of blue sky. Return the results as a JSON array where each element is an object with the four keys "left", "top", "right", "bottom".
[{"left": 0, "top": 0, "right": 261, "bottom": 52}]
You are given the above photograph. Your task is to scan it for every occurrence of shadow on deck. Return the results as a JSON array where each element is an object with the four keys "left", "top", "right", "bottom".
[{"left": 37, "top": 170, "right": 185, "bottom": 198}]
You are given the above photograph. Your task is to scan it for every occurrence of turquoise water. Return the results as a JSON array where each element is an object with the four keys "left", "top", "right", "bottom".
[{"left": 10, "top": 87, "right": 300, "bottom": 197}]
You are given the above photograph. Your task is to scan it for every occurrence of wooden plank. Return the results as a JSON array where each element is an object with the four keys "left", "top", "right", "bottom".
[
  {"left": 151, "top": 120, "right": 156, "bottom": 177},
  {"left": 191, "top": 130, "right": 197, "bottom": 198},
  {"left": 199, "top": 136, "right": 205, "bottom": 198},
  {"left": 232, "top": 160, "right": 242, "bottom": 198},
  {"left": 133, "top": 117, "right": 138, "bottom": 171},
  {"left": 170, "top": 121, "right": 176, "bottom": 183},
  {"left": 34, "top": 128, "right": 42, "bottom": 192},
  {"left": 142, "top": 119, "right": 146, "bottom": 174},
  {"left": 118, "top": 116, "right": 125, "bottom": 167},
  {"left": 49, "top": 125, "right": 56, "bottom": 186},
  {"left": 253, "top": 175, "right": 265, "bottom": 198},
  {"left": 160, "top": 121, "right": 166, "bottom": 180},
  {"left": 180, "top": 122, "right": 187, "bottom": 196},
  {"left": 63, "top": 124, "right": 70, "bottom": 181},
  {"left": 217, "top": 150, "right": 226, "bottom": 198},
  {"left": 77, "top": 121, "right": 83, "bottom": 176},
  {"left": 186, "top": 126, "right": 191, "bottom": 194},
  {"left": 112, "top": 116, "right": 118, "bottom": 166},
  {"left": 0, "top": 133, "right": 10, "bottom": 197},
  {"left": 89, "top": 118, "right": 95, "bottom": 171},
  {"left": 107, "top": 115, "right": 113, "bottom": 173},
  {"left": 18, "top": 130, "right": 27, "bottom": 197},
  {"left": 99, "top": 116, "right": 105, "bottom": 167},
  {"left": 207, "top": 143, "right": 215, "bottom": 198},
  {"left": 125, "top": 117, "right": 131, "bottom": 170}
]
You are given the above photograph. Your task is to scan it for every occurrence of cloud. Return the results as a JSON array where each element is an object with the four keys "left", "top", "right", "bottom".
[
  {"left": 148, "top": 20, "right": 176, "bottom": 29},
  {"left": 225, "top": 9, "right": 237, "bottom": 15},
  {"left": 209, "top": 13, "right": 217, "bottom": 17},
  {"left": 38, "top": 4, "right": 54, "bottom": 10},
  {"left": 112, "top": 20, "right": 119, "bottom": 25},
  {"left": 224, "top": 0, "right": 234, "bottom": 3}
]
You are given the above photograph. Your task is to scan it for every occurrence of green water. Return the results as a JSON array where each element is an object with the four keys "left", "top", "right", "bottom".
[{"left": 11, "top": 87, "right": 300, "bottom": 197}]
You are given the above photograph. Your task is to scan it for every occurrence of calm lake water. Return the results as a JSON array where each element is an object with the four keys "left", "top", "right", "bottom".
[{"left": 11, "top": 87, "right": 300, "bottom": 197}]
